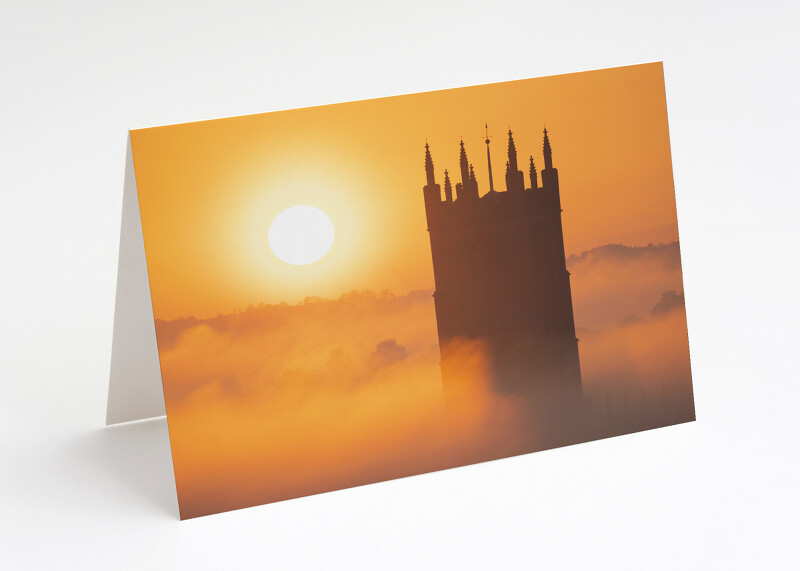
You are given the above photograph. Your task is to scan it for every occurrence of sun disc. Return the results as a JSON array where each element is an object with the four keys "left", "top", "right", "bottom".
[{"left": 269, "top": 206, "right": 335, "bottom": 265}]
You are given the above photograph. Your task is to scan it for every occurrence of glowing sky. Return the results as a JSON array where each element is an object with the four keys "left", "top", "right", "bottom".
[{"left": 131, "top": 62, "right": 678, "bottom": 320}]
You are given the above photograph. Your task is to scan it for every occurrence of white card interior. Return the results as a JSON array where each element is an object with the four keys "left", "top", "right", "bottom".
[{"left": 106, "top": 134, "right": 166, "bottom": 425}]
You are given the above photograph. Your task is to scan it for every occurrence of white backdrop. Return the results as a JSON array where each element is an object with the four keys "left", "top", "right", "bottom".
[{"left": 1, "top": 1, "right": 798, "bottom": 568}]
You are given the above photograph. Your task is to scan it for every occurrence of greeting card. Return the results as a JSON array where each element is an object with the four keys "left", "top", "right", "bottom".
[{"left": 108, "top": 62, "right": 695, "bottom": 519}]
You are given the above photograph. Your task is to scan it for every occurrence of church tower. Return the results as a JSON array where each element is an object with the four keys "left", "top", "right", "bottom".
[{"left": 422, "top": 126, "right": 583, "bottom": 408}]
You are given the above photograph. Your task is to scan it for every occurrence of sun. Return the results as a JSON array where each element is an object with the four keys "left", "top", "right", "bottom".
[{"left": 268, "top": 206, "right": 335, "bottom": 265}]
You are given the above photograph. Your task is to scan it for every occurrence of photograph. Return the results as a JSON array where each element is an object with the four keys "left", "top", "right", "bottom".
[{"left": 132, "top": 62, "right": 695, "bottom": 519}]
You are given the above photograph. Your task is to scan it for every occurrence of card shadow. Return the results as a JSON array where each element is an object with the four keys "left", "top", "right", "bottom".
[{"left": 73, "top": 417, "right": 178, "bottom": 518}]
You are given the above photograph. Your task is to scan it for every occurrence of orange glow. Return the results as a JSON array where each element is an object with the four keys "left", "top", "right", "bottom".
[
  {"left": 157, "top": 286, "right": 692, "bottom": 518},
  {"left": 131, "top": 63, "right": 694, "bottom": 518},
  {"left": 132, "top": 62, "right": 677, "bottom": 321}
]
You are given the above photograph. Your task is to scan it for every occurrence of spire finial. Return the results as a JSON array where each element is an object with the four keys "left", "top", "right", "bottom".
[
  {"left": 483, "top": 124, "right": 495, "bottom": 193},
  {"left": 459, "top": 138, "right": 470, "bottom": 187},
  {"left": 506, "top": 127, "right": 519, "bottom": 174},
  {"left": 443, "top": 169, "right": 453, "bottom": 203},
  {"left": 469, "top": 163, "right": 477, "bottom": 190},
  {"left": 543, "top": 126, "right": 553, "bottom": 170},
  {"left": 424, "top": 142, "right": 436, "bottom": 187},
  {"left": 529, "top": 155, "right": 539, "bottom": 190}
]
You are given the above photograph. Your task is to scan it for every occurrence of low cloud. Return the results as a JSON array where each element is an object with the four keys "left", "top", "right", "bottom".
[
  {"left": 568, "top": 242, "right": 685, "bottom": 329},
  {"left": 157, "top": 244, "right": 694, "bottom": 518},
  {"left": 157, "top": 291, "right": 530, "bottom": 518},
  {"left": 651, "top": 290, "right": 685, "bottom": 316},
  {"left": 368, "top": 339, "right": 408, "bottom": 369}
]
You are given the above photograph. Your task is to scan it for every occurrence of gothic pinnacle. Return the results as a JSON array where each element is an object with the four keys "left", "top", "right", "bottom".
[{"left": 424, "top": 142, "right": 436, "bottom": 187}]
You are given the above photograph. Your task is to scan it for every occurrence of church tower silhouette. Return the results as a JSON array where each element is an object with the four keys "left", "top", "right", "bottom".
[{"left": 423, "top": 127, "right": 583, "bottom": 406}]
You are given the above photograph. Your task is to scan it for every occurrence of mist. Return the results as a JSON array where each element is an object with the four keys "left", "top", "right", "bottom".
[{"left": 155, "top": 242, "right": 694, "bottom": 518}]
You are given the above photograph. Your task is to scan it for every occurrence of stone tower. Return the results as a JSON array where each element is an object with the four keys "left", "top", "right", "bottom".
[{"left": 422, "top": 127, "right": 583, "bottom": 407}]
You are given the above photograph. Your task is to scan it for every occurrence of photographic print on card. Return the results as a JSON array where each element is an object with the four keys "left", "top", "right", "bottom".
[{"left": 131, "top": 62, "right": 695, "bottom": 519}]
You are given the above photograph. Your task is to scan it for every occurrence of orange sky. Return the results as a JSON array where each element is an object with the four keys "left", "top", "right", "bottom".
[{"left": 131, "top": 62, "right": 678, "bottom": 321}]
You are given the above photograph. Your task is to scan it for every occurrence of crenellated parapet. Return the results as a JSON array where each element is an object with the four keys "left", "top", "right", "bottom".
[{"left": 422, "top": 127, "right": 562, "bottom": 230}]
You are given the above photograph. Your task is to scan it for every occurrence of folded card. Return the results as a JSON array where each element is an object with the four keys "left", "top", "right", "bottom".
[{"left": 108, "top": 62, "right": 695, "bottom": 519}]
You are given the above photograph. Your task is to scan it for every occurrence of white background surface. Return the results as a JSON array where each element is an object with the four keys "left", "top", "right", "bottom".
[{"left": 2, "top": 1, "right": 799, "bottom": 568}]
